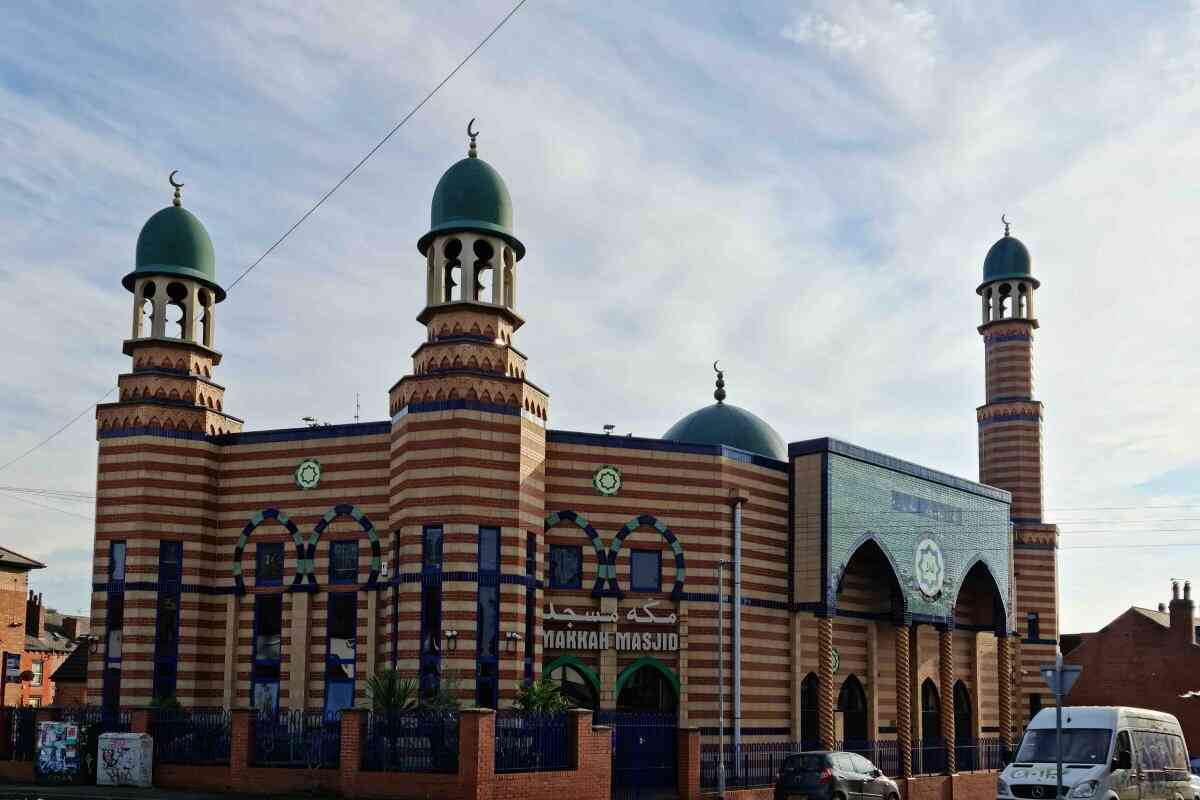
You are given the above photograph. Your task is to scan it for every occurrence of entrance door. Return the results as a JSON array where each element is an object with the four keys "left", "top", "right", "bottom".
[
  {"left": 954, "top": 681, "right": 974, "bottom": 770},
  {"left": 603, "top": 662, "right": 680, "bottom": 798}
]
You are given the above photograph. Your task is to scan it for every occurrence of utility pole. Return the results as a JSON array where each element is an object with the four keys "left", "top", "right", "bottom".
[{"left": 1040, "top": 648, "right": 1081, "bottom": 800}]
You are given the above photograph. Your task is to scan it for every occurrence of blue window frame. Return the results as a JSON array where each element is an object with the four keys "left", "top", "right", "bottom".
[
  {"left": 524, "top": 531, "right": 536, "bottom": 684},
  {"left": 476, "top": 526, "right": 501, "bottom": 708},
  {"left": 548, "top": 544, "right": 582, "bottom": 589},
  {"left": 152, "top": 541, "right": 183, "bottom": 700},
  {"left": 630, "top": 549, "right": 662, "bottom": 592},
  {"left": 102, "top": 540, "right": 127, "bottom": 710},
  {"left": 252, "top": 594, "right": 283, "bottom": 711},
  {"left": 324, "top": 592, "right": 357, "bottom": 717},
  {"left": 330, "top": 540, "right": 358, "bottom": 585},
  {"left": 419, "top": 525, "right": 443, "bottom": 695},
  {"left": 257, "top": 542, "right": 284, "bottom": 587}
]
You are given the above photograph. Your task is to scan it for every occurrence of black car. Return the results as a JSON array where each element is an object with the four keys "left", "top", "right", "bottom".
[{"left": 775, "top": 751, "right": 900, "bottom": 800}]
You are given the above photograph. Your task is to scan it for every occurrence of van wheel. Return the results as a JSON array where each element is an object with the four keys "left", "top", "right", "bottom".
[
  {"left": 833, "top": 792, "right": 846, "bottom": 800},
  {"left": 887, "top": 794, "right": 900, "bottom": 800}
]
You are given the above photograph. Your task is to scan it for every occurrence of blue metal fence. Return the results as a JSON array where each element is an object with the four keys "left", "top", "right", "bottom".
[
  {"left": 701, "top": 740, "right": 806, "bottom": 788},
  {"left": 494, "top": 711, "right": 570, "bottom": 773},
  {"left": 54, "top": 706, "right": 132, "bottom": 734},
  {"left": 151, "top": 708, "right": 231, "bottom": 765},
  {"left": 251, "top": 709, "right": 341, "bottom": 769},
  {"left": 361, "top": 711, "right": 459, "bottom": 773},
  {"left": 839, "top": 740, "right": 901, "bottom": 777},
  {"left": 955, "top": 738, "right": 1004, "bottom": 772},
  {"left": 914, "top": 739, "right": 948, "bottom": 775},
  {"left": 8, "top": 708, "right": 36, "bottom": 762}
]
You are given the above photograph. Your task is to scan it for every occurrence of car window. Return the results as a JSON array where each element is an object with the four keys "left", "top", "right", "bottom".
[
  {"left": 851, "top": 754, "right": 875, "bottom": 773},
  {"left": 784, "top": 754, "right": 829, "bottom": 773},
  {"left": 833, "top": 754, "right": 854, "bottom": 772}
]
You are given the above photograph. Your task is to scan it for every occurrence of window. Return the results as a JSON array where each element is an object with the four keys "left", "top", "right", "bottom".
[
  {"left": 252, "top": 594, "right": 283, "bottom": 711},
  {"left": 423, "top": 526, "right": 443, "bottom": 570},
  {"left": 27, "top": 697, "right": 40, "bottom": 708},
  {"left": 257, "top": 543, "right": 284, "bottom": 586},
  {"left": 30, "top": 661, "right": 42, "bottom": 687},
  {"left": 630, "top": 549, "right": 661, "bottom": 592},
  {"left": 419, "top": 526, "right": 444, "bottom": 694},
  {"left": 154, "top": 541, "right": 183, "bottom": 700},
  {"left": 549, "top": 544, "right": 582, "bottom": 589},
  {"left": 330, "top": 541, "right": 358, "bottom": 585},
  {"left": 1017, "top": 728, "right": 1113, "bottom": 765},
  {"left": 109, "top": 541, "right": 127, "bottom": 582},
  {"left": 106, "top": 594, "right": 125, "bottom": 659},
  {"left": 476, "top": 527, "right": 501, "bottom": 707},
  {"left": 325, "top": 592, "right": 357, "bottom": 717},
  {"left": 1027, "top": 611, "right": 1040, "bottom": 640},
  {"left": 524, "top": 531, "right": 536, "bottom": 684}
]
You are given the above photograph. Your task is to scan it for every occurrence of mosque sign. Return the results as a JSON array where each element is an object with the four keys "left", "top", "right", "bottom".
[{"left": 543, "top": 602, "right": 679, "bottom": 652}]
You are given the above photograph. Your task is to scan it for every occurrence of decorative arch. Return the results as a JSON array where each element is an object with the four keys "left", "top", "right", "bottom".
[
  {"left": 837, "top": 674, "right": 869, "bottom": 743},
  {"left": 948, "top": 554, "right": 1009, "bottom": 633},
  {"left": 542, "top": 655, "right": 602, "bottom": 707},
  {"left": 544, "top": 511, "right": 608, "bottom": 595},
  {"left": 800, "top": 672, "right": 819, "bottom": 746},
  {"left": 607, "top": 515, "right": 685, "bottom": 598},
  {"left": 614, "top": 655, "right": 680, "bottom": 699},
  {"left": 305, "top": 504, "right": 383, "bottom": 589},
  {"left": 833, "top": 532, "right": 908, "bottom": 616},
  {"left": 232, "top": 508, "right": 304, "bottom": 595}
]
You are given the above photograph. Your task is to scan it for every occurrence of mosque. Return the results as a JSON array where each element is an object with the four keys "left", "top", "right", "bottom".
[{"left": 88, "top": 126, "right": 1058, "bottom": 774}]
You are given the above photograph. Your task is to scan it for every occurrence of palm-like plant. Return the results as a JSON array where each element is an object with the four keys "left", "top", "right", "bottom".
[
  {"left": 365, "top": 669, "right": 418, "bottom": 713},
  {"left": 513, "top": 678, "right": 572, "bottom": 714}
]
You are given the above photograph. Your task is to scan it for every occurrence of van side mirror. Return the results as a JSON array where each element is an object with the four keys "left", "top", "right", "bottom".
[{"left": 1113, "top": 751, "right": 1132, "bottom": 771}]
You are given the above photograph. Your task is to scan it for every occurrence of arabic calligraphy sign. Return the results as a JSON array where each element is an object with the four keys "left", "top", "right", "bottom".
[{"left": 543, "top": 601, "right": 680, "bottom": 651}]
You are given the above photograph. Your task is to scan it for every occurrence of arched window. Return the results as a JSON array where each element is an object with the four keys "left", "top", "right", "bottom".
[
  {"left": 139, "top": 281, "right": 156, "bottom": 337},
  {"left": 473, "top": 238, "right": 494, "bottom": 301},
  {"left": 616, "top": 662, "right": 677, "bottom": 712},
  {"left": 546, "top": 661, "right": 599, "bottom": 709},
  {"left": 998, "top": 283, "right": 1012, "bottom": 319},
  {"left": 921, "top": 678, "right": 941, "bottom": 743},
  {"left": 837, "top": 674, "right": 868, "bottom": 745},
  {"left": 954, "top": 680, "right": 974, "bottom": 769},
  {"left": 166, "top": 282, "right": 188, "bottom": 339},
  {"left": 442, "top": 238, "right": 462, "bottom": 302},
  {"left": 197, "top": 289, "right": 212, "bottom": 346},
  {"left": 800, "top": 673, "right": 819, "bottom": 748}
]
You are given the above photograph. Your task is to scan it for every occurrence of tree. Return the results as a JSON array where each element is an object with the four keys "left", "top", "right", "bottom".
[
  {"left": 365, "top": 669, "right": 418, "bottom": 713},
  {"left": 513, "top": 678, "right": 572, "bottom": 714}
]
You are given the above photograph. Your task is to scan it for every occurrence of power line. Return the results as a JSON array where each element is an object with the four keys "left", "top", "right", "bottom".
[
  {"left": 0, "top": 0, "right": 529, "bottom": 483},
  {"left": 225, "top": 0, "right": 528, "bottom": 292},
  {"left": 2, "top": 491, "right": 94, "bottom": 522}
]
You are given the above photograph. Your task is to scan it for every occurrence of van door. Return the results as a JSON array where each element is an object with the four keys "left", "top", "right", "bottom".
[
  {"left": 1133, "top": 730, "right": 1172, "bottom": 800},
  {"left": 1113, "top": 731, "right": 1139, "bottom": 800}
]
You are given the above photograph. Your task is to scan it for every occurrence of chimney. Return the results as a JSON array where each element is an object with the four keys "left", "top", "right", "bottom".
[
  {"left": 1169, "top": 580, "right": 1196, "bottom": 647},
  {"left": 24, "top": 591, "right": 41, "bottom": 638},
  {"left": 1159, "top": 603, "right": 1167, "bottom": 613},
  {"left": 63, "top": 617, "right": 78, "bottom": 641}
]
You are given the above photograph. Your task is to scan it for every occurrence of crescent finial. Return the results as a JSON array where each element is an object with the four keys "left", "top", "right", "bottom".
[
  {"left": 1001, "top": 213, "right": 1011, "bottom": 236},
  {"left": 713, "top": 361, "right": 726, "bottom": 404},
  {"left": 713, "top": 360, "right": 721, "bottom": 374},
  {"left": 169, "top": 170, "right": 184, "bottom": 207},
  {"left": 467, "top": 118, "right": 479, "bottom": 157}
]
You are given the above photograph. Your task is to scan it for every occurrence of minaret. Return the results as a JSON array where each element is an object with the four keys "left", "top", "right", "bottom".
[
  {"left": 96, "top": 173, "right": 241, "bottom": 437},
  {"left": 389, "top": 123, "right": 547, "bottom": 707},
  {"left": 975, "top": 217, "right": 1058, "bottom": 727}
]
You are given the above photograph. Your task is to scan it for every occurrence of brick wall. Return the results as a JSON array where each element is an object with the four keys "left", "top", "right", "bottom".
[{"left": 0, "top": 567, "right": 30, "bottom": 707}]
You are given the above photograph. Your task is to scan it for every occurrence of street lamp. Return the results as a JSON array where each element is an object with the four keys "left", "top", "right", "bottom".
[
  {"left": 504, "top": 631, "right": 523, "bottom": 653},
  {"left": 442, "top": 629, "right": 459, "bottom": 652}
]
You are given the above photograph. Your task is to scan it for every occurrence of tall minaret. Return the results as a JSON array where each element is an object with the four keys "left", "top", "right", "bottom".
[
  {"left": 388, "top": 123, "right": 548, "bottom": 708},
  {"left": 97, "top": 173, "right": 240, "bottom": 437},
  {"left": 975, "top": 217, "right": 1058, "bottom": 727}
]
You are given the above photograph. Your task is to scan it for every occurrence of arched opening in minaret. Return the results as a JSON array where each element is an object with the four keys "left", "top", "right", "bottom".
[
  {"left": 997, "top": 283, "right": 1011, "bottom": 319},
  {"left": 198, "top": 289, "right": 213, "bottom": 346},
  {"left": 472, "top": 238, "right": 494, "bottom": 302},
  {"left": 1017, "top": 283, "right": 1029, "bottom": 318},
  {"left": 981, "top": 287, "right": 992, "bottom": 324},
  {"left": 166, "top": 282, "right": 188, "bottom": 339},
  {"left": 139, "top": 281, "right": 156, "bottom": 337},
  {"left": 442, "top": 238, "right": 462, "bottom": 302},
  {"left": 502, "top": 247, "right": 515, "bottom": 308}
]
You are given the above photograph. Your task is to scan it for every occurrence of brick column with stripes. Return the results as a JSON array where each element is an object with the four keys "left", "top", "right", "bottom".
[
  {"left": 895, "top": 623, "right": 913, "bottom": 778},
  {"left": 939, "top": 625, "right": 956, "bottom": 774},
  {"left": 998, "top": 634, "right": 1014, "bottom": 750},
  {"left": 818, "top": 616, "right": 836, "bottom": 750}
]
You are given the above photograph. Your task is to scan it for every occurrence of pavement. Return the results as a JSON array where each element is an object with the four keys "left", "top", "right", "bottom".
[{"left": 0, "top": 785, "right": 334, "bottom": 800}]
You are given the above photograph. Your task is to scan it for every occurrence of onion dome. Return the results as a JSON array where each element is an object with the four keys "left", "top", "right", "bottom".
[
  {"left": 417, "top": 120, "right": 524, "bottom": 260},
  {"left": 662, "top": 365, "right": 786, "bottom": 460},
  {"left": 979, "top": 216, "right": 1037, "bottom": 291},
  {"left": 122, "top": 173, "right": 225, "bottom": 301}
]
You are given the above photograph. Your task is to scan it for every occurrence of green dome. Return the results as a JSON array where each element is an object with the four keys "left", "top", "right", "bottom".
[
  {"left": 417, "top": 155, "right": 524, "bottom": 259},
  {"left": 981, "top": 234, "right": 1036, "bottom": 288},
  {"left": 123, "top": 205, "right": 224, "bottom": 301},
  {"left": 663, "top": 403, "right": 787, "bottom": 460}
]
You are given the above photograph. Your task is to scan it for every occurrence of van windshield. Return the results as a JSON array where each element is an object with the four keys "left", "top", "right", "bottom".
[{"left": 1016, "top": 729, "right": 1112, "bottom": 765}]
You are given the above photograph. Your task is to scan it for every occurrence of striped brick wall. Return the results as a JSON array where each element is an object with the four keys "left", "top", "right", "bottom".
[{"left": 983, "top": 322, "right": 1035, "bottom": 403}]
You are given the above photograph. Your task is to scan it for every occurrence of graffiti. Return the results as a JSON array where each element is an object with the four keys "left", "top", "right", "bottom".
[
  {"left": 96, "top": 733, "right": 152, "bottom": 788},
  {"left": 35, "top": 722, "right": 81, "bottom": 783}
]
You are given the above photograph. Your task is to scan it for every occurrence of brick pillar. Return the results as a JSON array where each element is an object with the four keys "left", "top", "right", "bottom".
[
  {"left": 818, "top": 615, "right": 836, "bottom": 750},
  {"left": 230, "top": 709, "right": 254, "bottom": 793},
  {"left": 998, "top": 634, "right": 1014, "bottom": 751},
  {"left": 677, "top": 727, "right": 701, "bottom": 800},
  {"left": 895, "top": 624, "right": 913, "bottom": 778},
  {"left": 939, "top": 626, "right": 956, "bottom": 774},
  {"left": 130, "top": 709, "right": 151, "bottom": 735},
  {"left": 460, "top": 708, "right": 495, "bottom": 800},
  {"left": 339, "top": 708, "right": 366, "bottom": 795}
]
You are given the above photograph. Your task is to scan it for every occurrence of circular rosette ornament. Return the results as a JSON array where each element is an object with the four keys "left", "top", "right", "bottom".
[
  {"left": 592, "top": 465, "right": 622, "bottom": 496},
  {"left": 914, "top": 537, "right": 945, "bottom": 600},
  {"left": 294, "top": 458, "right": 322, "bottom": 490}
]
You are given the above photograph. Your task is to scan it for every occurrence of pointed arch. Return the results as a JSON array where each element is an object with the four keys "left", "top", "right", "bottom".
[
  {"left": 837, "top": 674, "right": 868, "bottom": 744},
  {"left": 921, "top": 678, "right": 941, "bottom": 743},
  {"left": 950, "top": 554, "right": 1009, "bottom": 633},
  {"left": 544, "top": 511, "right": 608, "bottom": 595},
  {"left": 232, "top": 508, "right": 305, "bottom": 595},
  {"left": 801, "top": 672, "right": 819, "bottom": 746},
  {"left": 304, "top": 504, "right": 383, "bottom": 589},
  {"left": 542, "top": 655, "right": 602, "bottom": 708},
  {"left": 834, "top": 532, "right": 908, "bottom": 618},
  {"left": 614, "top": 656, "right": 679, "bottom": 698},
  {"left": 606, "top": 514, "right": 685, "bottom": 598}
]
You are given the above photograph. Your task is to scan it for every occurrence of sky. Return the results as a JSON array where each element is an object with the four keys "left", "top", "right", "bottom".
[{"left": 2, "top": 0, "right": 1200, "bottom": 632}]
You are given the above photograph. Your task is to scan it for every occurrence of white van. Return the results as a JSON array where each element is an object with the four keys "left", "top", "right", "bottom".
[{"left": 998, "top": 707, "right": 1190, "bottom": 800}]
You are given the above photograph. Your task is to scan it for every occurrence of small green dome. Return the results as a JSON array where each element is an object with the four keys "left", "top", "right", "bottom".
[
  {"left": 123, "top": 205, "right": 224, "bottom": 301},
  {"left": 417, "top": 155, "right": 524, "bottom": 259},
  {"left": 663, "top": 403, "right": 787, "bottom": 460},
  {"left": 981, "top": 234, "right": 1035, "bottom": 287}
]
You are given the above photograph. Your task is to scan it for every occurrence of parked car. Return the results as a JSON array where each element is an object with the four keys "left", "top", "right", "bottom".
[
  {"left": 775, "top": 751, "right": 899, "bottom": 800},
  {"left": 1188, "top": 772, "right": 1200, "bottom": 800}
]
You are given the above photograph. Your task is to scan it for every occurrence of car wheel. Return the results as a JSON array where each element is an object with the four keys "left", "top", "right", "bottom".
[
  {"left": 832, "top": 792, "right": 846, "bottom": 800},
  {"left": 888, "top": 794, "right": 900, "bottom": 800}
]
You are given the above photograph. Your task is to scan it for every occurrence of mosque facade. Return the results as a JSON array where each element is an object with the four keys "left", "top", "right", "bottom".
[{"left": 88, "top": 130, "right": 1058, "bottom": 769}]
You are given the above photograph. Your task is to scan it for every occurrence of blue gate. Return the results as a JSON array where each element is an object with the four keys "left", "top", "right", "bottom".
[{"left": 595, "top": 711, "right": 677, "bottom": 799}]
